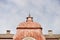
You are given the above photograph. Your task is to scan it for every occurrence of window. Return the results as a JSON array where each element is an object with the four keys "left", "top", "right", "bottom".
[{"left": 22, "top": 37, "right": 36, "bottom": 40}]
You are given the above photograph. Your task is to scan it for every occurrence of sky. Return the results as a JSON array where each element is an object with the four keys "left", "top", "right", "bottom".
[{"left": 0, "top": 0, "right": 60, "bottom": 34}]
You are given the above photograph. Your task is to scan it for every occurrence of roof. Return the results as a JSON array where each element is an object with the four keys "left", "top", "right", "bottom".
[
  {"left": 44, "top": 34, "right": 60, "bottom": 38},
  {"left": 17, "top": 21, "right": 42, "bottom": 29},
  {"left": 17, "top": 15, "right": 42, "bottom": 29},
  {"left": 0, "top": 34, "right": 14, "bottom": 39},
  {"left": 0, "top": 34, "right": 60, "bottom": 38}
]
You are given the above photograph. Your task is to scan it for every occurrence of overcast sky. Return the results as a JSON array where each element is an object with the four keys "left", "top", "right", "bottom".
[{"left": 0, "top": 0, "right": 60, "bottom": 34}]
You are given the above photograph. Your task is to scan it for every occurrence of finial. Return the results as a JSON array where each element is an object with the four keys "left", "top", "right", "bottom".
[
  {"left": 26, "top": 13, "right": 33, "bottom": 22},
  {"left": 29, "top": 13, "right": 31, "bottom": 17}
]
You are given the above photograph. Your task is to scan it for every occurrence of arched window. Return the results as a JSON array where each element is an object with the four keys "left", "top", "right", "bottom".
[{"left": 22, "top": 37, "right": 36, "bottom": 40}]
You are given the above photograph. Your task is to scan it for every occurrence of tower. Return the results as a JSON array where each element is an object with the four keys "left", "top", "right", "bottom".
[{"left": 13, "top": 14, "right": 45, "bottom": 40}]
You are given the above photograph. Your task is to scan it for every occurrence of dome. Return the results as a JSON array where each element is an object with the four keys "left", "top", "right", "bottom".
[
  {"left": 13, "top": 14, "right": 45, "bottom": 40},
  {"left": 17, "top": 14, "right": 42, "bottom": 29}
]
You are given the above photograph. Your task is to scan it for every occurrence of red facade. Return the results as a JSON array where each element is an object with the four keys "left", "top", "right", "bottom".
[{"left": 13, "top": 15, "right": 45, "bottom": 40}]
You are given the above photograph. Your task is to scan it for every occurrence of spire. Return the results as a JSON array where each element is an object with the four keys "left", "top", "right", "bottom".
[
  {"left": 26, "top": 14, "right": 33, "bottom": 22},
  {"left": 28, "top": 10, "right": 31, "bottom": 17},
  {"left": 29, "top": 13, "right": 31, "bottom": 17}
]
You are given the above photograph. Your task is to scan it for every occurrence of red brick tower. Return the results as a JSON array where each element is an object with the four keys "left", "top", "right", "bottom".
[{"left": 13, "top": 14, "right": 45, "bottom": 40}]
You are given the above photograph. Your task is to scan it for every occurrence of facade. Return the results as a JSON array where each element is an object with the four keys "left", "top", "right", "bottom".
[
  {"left": 0, "top": 30, "right": 13, "bottom": 40},
  {"left": 45, "top": 30, "right": 60, "bottom": 40},
  {"left": 13, "top": 14, "right": 45, "bottom": 40},
  {"left": 0, "top": 15, "right": 60, "bottom": 40},
  {"left": 0, "top": 30, "right": 60, "bottom": 40}
]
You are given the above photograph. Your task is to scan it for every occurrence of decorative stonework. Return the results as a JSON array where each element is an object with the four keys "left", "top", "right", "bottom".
[{"left": 13, "top": 14, "right": 45, "bottom": 40}]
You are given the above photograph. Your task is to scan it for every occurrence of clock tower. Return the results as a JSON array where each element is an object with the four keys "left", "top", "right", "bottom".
[{"left": 13, "top": 14, "right": 45, "bottom": 40}]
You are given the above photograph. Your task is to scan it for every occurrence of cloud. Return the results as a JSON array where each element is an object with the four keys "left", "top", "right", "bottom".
[
  {"left": 0, "top": 0, "right": 60, "bottom": 34},
  {"left": 7, "top": 0, "right": 28, "bottom": 8},
  {"left": 53, "top": 16, "right": 60, "bottom": 33}
]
